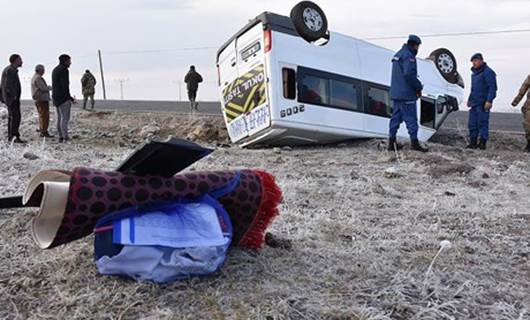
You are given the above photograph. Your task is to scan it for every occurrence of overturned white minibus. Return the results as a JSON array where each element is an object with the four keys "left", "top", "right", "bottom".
[{"left": 217, "top": 2, "right": 464, "bottom": 147}]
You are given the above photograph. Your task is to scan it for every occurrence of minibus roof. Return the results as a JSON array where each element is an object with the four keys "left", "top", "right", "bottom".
[{"left": 217, "top": 12, "right": 298, "bottom": 60}]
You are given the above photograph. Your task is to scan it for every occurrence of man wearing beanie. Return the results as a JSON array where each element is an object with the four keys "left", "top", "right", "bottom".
[
  {"left": 388, "top": 35, "right": 428, "bottom": 152},
  {"left": 467, "top": 53, "right": 497, "bottom": 150}
]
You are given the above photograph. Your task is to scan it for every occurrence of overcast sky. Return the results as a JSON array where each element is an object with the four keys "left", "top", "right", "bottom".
[{"left": 1, "top": 0, "right": 529, "bottom": 111}]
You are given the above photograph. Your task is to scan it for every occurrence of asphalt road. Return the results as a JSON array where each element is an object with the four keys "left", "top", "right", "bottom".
[
  {"left": 443, "top": 110, "right": 523, "bottom": 133},
  {"left": 20, "top": 99, "right": 223, "bottom": 116},
  {"left": 20, "top": 99, "right": 524, "bottom": 133}
]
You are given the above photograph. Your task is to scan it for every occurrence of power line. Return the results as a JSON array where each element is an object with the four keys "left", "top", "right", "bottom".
[
  {"left": 104, "top": 46, "right": 217, "bottom": 56},
  {"left": 59, "top": 28, "right": 530, "bottom": 60},
  {"left": 364, "top": 28, "right": 530, "bottom": 40}
]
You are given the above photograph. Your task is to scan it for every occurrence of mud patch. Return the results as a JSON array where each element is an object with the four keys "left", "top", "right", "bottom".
[{"left": 428, "top": 161, "right": 475, "bottom": 178}]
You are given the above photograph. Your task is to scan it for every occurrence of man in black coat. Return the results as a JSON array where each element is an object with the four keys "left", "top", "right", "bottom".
[
  {"left": 184, "top": 65, "right": 203, "bottom": 112},
  {"left": 52, "top": 54, "right": 76, "bottom": 143},
  {"left": 0, "top": 54, "right": 25, "bottom": 143}
]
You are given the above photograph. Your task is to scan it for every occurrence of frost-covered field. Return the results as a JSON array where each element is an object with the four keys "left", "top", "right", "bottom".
[{"left": 0, "top": 108, "right": 529, "bottom": 319}]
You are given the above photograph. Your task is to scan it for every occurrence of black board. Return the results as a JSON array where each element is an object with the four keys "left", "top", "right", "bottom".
[{"left": 116, "top": 137, "right": 213, "bottom": 177}]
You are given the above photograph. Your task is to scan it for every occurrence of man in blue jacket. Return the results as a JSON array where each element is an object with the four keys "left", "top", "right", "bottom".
[
  {"left": 467, "top": 53, "right": 497, "bottom": 150},
  {"left": 388, "top": 35, "right": 428, "bottom": 152}
]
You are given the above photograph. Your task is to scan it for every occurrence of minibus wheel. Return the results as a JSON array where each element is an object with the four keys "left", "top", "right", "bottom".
[
  {"left": 428, "top": 48, "right": 459, "bottom": 84},
  {"left": 290, "top": 1, "right": 328, "bottom": 42}
]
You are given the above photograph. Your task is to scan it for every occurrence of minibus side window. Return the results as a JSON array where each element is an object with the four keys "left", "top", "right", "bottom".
[
  {"left": 420, "top": 98, "right": 435, "bottom": 128},
  {"left": 297, "top": 67, "right": 362, "bottom": 112},
  {"left": 300, "top": 74, "right": 330, "bottom": 105},
  {"left": 282, "top": 68, "right": 296, "bottom": 100},
  {"left": 365, "top": 86, "right": 392, "bottom": 118},
  {"left": 330, "top": 79, "right": 361, "bottom": 111}
]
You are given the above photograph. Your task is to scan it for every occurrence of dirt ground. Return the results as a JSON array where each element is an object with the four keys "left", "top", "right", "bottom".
[{"left": 0, "top": 107, "right": 528, "bottom": 320}]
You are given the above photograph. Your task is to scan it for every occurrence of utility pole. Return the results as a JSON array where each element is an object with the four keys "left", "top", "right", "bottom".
[
  {"left": 179, "top": 80, "right": 182, "bottom": 101},
  {"left": 116, "top": 78, "right": 129, "bottom": 100},
  {"left": 172, "top": 80, "right": 183, "bottom": 101},
  {"left": 98, "top": 49, "right": 107, "bottom": 100}
]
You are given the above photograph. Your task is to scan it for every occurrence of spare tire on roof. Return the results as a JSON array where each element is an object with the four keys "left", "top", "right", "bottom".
[{"left": 290, "top": 1, "right": 328, "bottom": 43}]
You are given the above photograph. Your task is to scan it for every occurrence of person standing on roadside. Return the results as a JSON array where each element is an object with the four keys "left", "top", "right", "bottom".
[
  {"left": 0, "top": 54, "right": 26, "bottom": 143},
  {"left": 511, "top": 74, "right": 530, "bottom": 152},
  {"left": 31, "top": 64, "right": 53, "bottom": 138},
  {"left": 81, "top": 69, "right": 96, "bottom": 110},
  {"left": 466, "top": 53, "right": 497, "bottom": 150},
  {"left": 52, "top": 54, "right": 76, "bottom": 143},
  {"left": 184, "top": 65, "right": 203, "bottom": 112},
  {"left": 388, "top": 35, "right": 428, "bottom": 152}
]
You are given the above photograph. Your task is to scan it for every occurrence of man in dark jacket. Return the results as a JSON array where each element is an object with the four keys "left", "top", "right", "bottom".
[
  {"left": 184, "top": 65, "right": 203, "bottom": 112},
  {"left": 1, "top": 54, "right": 25, "bottom": 143},
  {"left": 52, "top": 54, "right": 76, "bottom": 143},
  {"left": 388, "top": 35, "right": 427, "bottom": 152},
  {"left": 81, "top": 69, "right": 97, "bottom": 110},
  {"left": 467, "top": 53, "right": 497, "bottom": 150}
]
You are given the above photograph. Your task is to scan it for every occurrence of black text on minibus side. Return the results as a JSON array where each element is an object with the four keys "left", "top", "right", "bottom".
[{"left": 280, "top": 105, "right": 305, "bottom": 118}]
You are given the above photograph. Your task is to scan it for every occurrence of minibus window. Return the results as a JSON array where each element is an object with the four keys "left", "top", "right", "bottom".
[
  {"left": 300, "top": 74, "right": 329, "bottom": 105},
  {"left": 330, "top": 80, "right": 360, "bottom": 111},
  {"left": 241, "top": 41, "right": 261, "bottom": 61},
  {"left": 282, "top": 68, "right": 296, "bottom": 100},
  {"left": 420, "top": 98, "right": 435, "bottom": 128},
  {"left": 366, "top": 86, "right": 392, "bottom": 118},
  {"left": 298, "top": 67, "right": 362, "bottom": 112}
]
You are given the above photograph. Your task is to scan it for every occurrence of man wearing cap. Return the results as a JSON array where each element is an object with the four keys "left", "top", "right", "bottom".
[
  {"left": 31, "top": 64, "right": 53, "bottom": 138},
  {"left": 467, "top": 53, "right": 497, "bottom": 150},
  {"left": 388, "top": 35, "right": 428, "bottom": 152},
  {"left": 511, "top": 74, "right": 530, "bottom": 152}
]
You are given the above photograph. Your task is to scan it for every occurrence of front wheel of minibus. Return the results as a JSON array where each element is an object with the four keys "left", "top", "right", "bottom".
[
  {"left": 428, "top": 48, "right": 459, "bottom": 84},
  {"left": 290, "top": 1, "right": 328, "bottom": 42}
]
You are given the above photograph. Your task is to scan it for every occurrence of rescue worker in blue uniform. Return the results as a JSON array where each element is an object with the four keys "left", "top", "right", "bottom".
[
  {"left": 467, "top": 53, "right": 497, "bottom": 150},
  {"left": 388, "top": 35, "right": 428, "bottom": 152}
]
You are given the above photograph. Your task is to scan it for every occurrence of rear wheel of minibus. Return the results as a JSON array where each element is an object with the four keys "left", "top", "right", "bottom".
[{"left": 290, "top": 1, "right": 328, "bottom": 42}]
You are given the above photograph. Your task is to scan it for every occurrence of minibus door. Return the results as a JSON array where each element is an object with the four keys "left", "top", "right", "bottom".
[
  {"left": 434, "top": 95, "right": 458, "bottom": 129},
  {"left": 221, "top": 24, "right": 271, "bottom": 143}
]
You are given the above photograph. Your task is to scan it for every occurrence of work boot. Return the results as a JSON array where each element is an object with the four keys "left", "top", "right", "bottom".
[
  {"left": 13, "top": 137, "right": 27, "bottom": 144},
  {"left": 525, "top": 140, "right": 530, "bottom": 152},
  {"left": 411, "top": 139, "right": 429, "bottom": 152},
  {"left": 40, "top": 132, "right": 54, "bottom": 138},
  {"left": 466, "top": 138, "right": 478, "bottom": 149},
  {"left": 478, "top": 139, "right": 487, "bottom": 150},
  {"left": 387, "top": 138, "right": 403, "bottom": 151}
]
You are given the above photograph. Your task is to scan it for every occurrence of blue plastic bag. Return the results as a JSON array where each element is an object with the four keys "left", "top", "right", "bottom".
[{"left": 93, "top": 195, "right": 233, "bottom": 283}]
